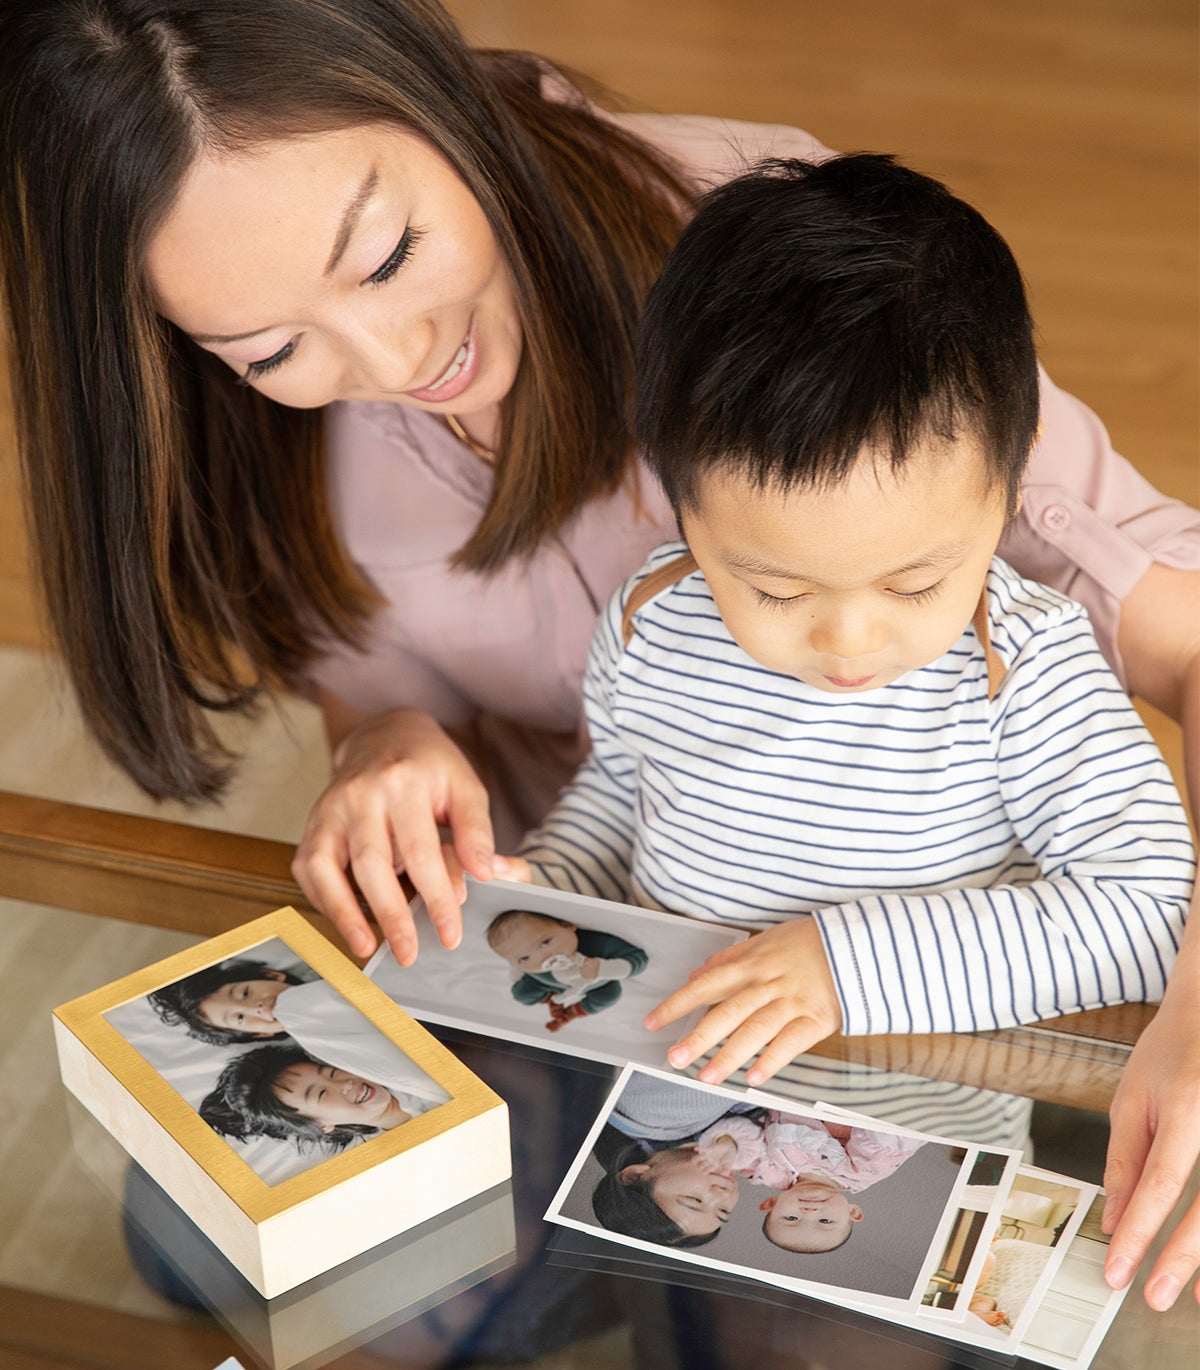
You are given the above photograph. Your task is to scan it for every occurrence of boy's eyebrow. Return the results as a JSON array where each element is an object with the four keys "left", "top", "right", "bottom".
[{"left": 726, "top": 540, "right": 971, "bottom": 583}]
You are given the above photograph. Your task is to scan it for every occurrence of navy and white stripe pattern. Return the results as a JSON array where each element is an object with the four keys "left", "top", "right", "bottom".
[{"left": 520, "top": 543, "right": 1194, "bottom": 1037}]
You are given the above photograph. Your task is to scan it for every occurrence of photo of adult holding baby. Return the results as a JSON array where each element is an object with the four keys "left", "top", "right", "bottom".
[
  {"left": 104, "top": 938, "right": 450, "bottom": 1184},
  {"left": 552, "top": 1068, "right": 967, "bottom": 1303}
]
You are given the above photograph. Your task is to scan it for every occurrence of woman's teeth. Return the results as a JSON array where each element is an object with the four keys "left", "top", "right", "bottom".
[{"left": 425, "top": 341, "right": 468, "bottom": 392}]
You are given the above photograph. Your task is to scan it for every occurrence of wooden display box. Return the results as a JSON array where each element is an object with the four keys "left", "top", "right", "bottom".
[{"left": 53, "top": 908, "right": 510, "bottom": 1297}]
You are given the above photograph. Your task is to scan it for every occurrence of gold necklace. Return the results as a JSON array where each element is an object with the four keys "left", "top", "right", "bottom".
[{"left": 445, "top": 413, "right": 496, "bottom": 464}]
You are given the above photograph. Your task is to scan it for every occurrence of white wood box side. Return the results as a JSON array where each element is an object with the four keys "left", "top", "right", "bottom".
[
  {"left": 53, "top": 1013, "right": 264, "bottom": 1290},
  {"left": 256, "top": 1101, "right": 511, "bottom": 1295}
]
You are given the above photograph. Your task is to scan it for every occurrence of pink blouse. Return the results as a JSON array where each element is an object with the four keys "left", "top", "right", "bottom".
[{"left": 309, "top": 111, "right": 1200, "bottom": 842}]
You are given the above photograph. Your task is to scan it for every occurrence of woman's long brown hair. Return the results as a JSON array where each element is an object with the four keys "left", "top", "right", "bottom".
[{"left": 0, "top": 0, "right": 691, "bottom": 801}]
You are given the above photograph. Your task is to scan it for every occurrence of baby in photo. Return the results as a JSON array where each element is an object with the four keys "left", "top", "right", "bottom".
[
  {"left": 485, "top": 908, "right": 648, "bottom": 1032},
  {"left": 697, "top": 1111, "right": 926, "bottom": 1253}
]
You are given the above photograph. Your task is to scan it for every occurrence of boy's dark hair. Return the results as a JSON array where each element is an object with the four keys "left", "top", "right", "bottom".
[
  {"left": 486, "top": 908, "right": 572, "bottom": 951},
  {"left": 199, "top": 1044, "right": 373, "bottom": 1154},
  {"left": 148, "top": 958, "right": 304, "bottom": 1046},
  {"left": 591, "top": 1139, "right": 720, "bottom": 1249},
  {"left": 636, "top": 154, "right": 1039, "bottom": 515}
]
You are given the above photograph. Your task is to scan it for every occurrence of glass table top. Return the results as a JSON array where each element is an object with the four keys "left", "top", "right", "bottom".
[{"left": 1, "top": 877, "right": 1196, "bottom": 1370}]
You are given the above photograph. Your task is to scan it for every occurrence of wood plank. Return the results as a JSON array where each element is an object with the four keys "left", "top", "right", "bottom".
[
  {"left": 0, "top": 1286, "right": 404, "bottom": 1370},
  {"left": 0, "top": 791, "right": 361, "bottom": 955},
  {"left": 799, "top": 1020, "right": 1133, "bottom": 1114}
]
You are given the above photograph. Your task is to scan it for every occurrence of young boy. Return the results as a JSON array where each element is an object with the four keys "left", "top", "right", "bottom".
[
  {"left": 511, "top": 155, "right": 1194, "bottom": 1086},
  {"left": 485, "top": 908, "right": 648, "bottom": 1031}
]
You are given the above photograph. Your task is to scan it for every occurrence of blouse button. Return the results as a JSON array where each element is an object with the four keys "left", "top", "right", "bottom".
[{"left": 1041, "top": 504, "right": 1071, "bottom": 532}]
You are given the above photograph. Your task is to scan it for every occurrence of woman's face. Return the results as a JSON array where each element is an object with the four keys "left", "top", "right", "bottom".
[
  {"left": 622, "top": 1144, "right": 740, "bottom": 1237},
  {"left": 145, "top": 123, "right": 522, "bottom": 420},
  {"left": 273, "top": 1062, "right": 407, "bottom": 1132}
]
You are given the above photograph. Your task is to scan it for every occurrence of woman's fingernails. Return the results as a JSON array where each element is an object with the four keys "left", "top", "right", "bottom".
[
  {"left": 1146, "top": 1274, "right": 1181, "bottom": 1311},
  {"left": 668, "top": 1046, "right": 688, "bottom": 1067},
  {"left": 1105, "top": 1256, "right": 1134, "bottom": 1289}
]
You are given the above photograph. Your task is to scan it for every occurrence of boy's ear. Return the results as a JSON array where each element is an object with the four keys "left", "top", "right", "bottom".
[
  {"left": 759, "top": 1195, "right": 778, "bottom": 1213},
  {"left": 264, "top": 968, "right": 289, "bottom": 982},
  {"left": 848, "top": 1205, "right": 864, "bottom": 1222},
  {"left": 618, "top": 1163, "right": 651, "bottom": 1186},
  {"left": 320, "top": 1122, "right": 334, "bottom": 1134}
]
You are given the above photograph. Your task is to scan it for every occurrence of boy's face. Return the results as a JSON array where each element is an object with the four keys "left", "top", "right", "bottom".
[
  {"left": 273, "top": 1062, "right": 406, "bottom": 1132},
  {"left": 199, "top": 970, "right": 290, "bottom": 1036},
  {"left": 682, "top": 436, "right": 1009, "bottom": 693},
  {"left": 761, "top": 1175, "right": 864, "bottom": 1252},
  {"left": 491, "top": 914, "right": 579, "bottom": 970},
  {"left": 621, "top": 1144, "right": 740, "bottom": 1237}
]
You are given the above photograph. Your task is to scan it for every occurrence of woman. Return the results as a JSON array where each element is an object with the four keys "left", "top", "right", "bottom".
[{"left": 1, "top": 0, "right": 1196, "bottom": 1310}]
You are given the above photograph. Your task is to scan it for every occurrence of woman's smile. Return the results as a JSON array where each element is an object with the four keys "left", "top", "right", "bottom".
[{"left": 144, "top": 124, "right": 523, "bottom": 419}]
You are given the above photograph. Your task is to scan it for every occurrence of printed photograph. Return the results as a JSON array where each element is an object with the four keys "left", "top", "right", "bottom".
[
  {"left": 547, "top": 1066, "right": 973, "bottom": 1306},
  {"left": 920, "top": 1149, "right": 1016, "bottom": 1315},
  {"left": 959, "top": 1170, "right": 1091, "bottom": 1342},
  {"left": 367, "top": 879, "right": 747, "bottom": 1068},
  {"left": 104, "top": 937, "right": 451, "bottom": 1184}
]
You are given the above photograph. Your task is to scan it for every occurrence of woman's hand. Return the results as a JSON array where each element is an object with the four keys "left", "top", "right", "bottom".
[
  {"left": 292, "top": 705, "right": 496, "bottom": 965},
  {"left": 1102, "top": 893, "right": 1200, "bottom": 1310},
  {"left": 645, "top": 917, "right": 843, "bottom": 1086},
  {"left": 1107, "top": 570, "right": 1200, "bottom": 1308}
]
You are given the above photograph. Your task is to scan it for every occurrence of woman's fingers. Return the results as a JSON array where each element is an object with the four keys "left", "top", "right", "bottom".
[
  {"left": 448, "top": 780, "right": 497, "bottom": 883},
  {"left": 1141, "top": 1195, "right": 1200, "bottom": 1311},
  {"left": 1104, "top": 1116, "right": 1200, "bottom": 1306},
  {"left": 293, "top": 836, "right": 379, "bottom": 959}
]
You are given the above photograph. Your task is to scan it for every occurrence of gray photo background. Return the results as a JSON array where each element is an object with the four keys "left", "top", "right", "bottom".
[
  {"left": 557, "top": 1128, "right": 963, "bottom": 1300},
  {"left": 368, "top": 876, "right": 747, "bottom": 1067}
]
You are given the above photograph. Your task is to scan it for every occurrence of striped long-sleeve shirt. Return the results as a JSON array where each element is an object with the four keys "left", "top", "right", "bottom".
[{"left": 519, "top": 544, "right": 1194, "bottom": 1037}]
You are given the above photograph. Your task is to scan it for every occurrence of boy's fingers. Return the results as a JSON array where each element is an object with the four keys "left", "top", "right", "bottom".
[
  {"left": 666, "top": 991, "right": 766, "bottom": 1070},
  {"left": 744, "top": 1019, "right": 822, "bottom": 1086},
  {"left": 646, "top": 961, "right": 747, "bottom": 1031}
]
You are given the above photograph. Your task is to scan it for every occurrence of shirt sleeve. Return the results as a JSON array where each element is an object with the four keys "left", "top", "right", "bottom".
[
  {"left": 518, "top": 587, "right": 640, "bottom": 901},
  {"left": 998, "top": 368, "right": 1200, "bottom": 687},
  {"left": 814, "top": 606, "right": 1195, "bottom": 1037}
]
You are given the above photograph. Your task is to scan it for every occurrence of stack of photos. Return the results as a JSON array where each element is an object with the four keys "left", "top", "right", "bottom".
[
  {"left": 367, "top": 877, "right": 748, "bottom": 1067},
  {"left": 546, "top": 1066, "right": 1130, "bottom": 1370}
]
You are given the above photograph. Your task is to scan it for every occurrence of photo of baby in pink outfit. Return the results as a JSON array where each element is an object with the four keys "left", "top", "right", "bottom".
[{"left": 695, "top": 1111, "right": 926, "bottom": 1253}]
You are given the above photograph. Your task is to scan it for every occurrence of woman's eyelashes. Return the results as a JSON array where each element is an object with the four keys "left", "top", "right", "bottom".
[
  {"left": 238, "top": 338, "right": 297, "bottom": 385},
  {"left": 365, "top": 225, "right": 424, "bottom": 287},
  {"left": 236, "top": 225, "right": 425, "bottom": 384}
]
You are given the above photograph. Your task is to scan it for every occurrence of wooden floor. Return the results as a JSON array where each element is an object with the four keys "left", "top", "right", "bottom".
[
  {"left": 0, "top": 0, "right": 1195, "bottom": 647},
  {"left": 1, "top": 0, "right": 1193, "bottom": 796}
]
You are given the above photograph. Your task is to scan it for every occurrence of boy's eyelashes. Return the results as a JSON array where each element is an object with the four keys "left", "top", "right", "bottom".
[{"left": 748, "top": 578, "right": 948, "bottom": 610}]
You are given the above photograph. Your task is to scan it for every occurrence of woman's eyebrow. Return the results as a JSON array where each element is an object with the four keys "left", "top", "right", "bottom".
[
  {"left": 187, "top": 165, "right": 380, "bottom": 345},
  {"left": 324, "top": 165, "right": 379, "bottom": 276}
]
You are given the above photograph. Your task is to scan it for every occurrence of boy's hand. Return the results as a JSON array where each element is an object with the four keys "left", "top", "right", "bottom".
[{"left": 645, "top": 917, "right": 842, "bottom": 1086}]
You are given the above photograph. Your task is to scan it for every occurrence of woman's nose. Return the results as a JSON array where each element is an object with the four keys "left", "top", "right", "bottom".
[{"left": 345, "top": 308, "right": 428, "bottom": 394}]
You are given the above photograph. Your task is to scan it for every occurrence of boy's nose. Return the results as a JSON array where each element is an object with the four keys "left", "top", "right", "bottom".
[{"left": 809, "top": 608, "right": 887, "bottom": 660}]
